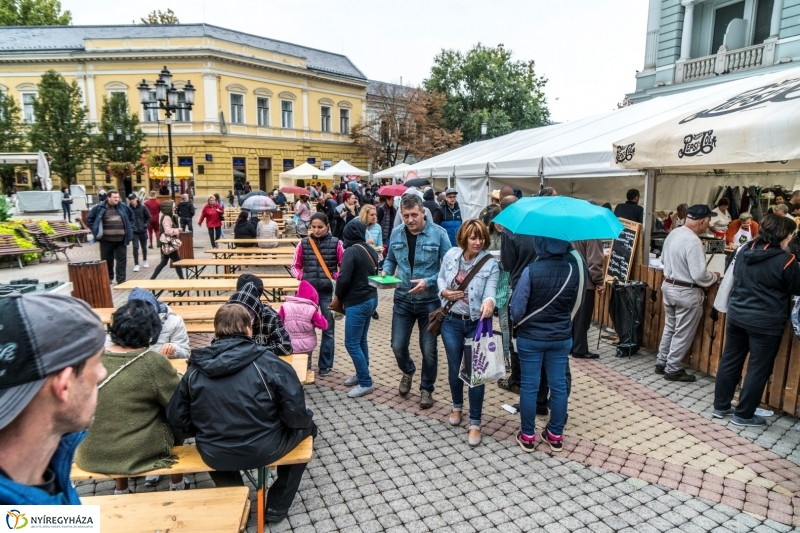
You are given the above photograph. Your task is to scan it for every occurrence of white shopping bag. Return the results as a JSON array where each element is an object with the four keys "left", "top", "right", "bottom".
[{"left": 459, "top": 318, "right": 506, "bottom": 387}]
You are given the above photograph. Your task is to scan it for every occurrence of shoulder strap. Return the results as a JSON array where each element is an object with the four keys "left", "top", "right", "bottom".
[
  {"left": 441, "top": 254, "right": 492, "bottom": 314},
  {"left": 354, "top": 243, "right": 378, "bottom": 274},
  {"left": 98, "top": 351, "right": 147, "bottom": 390},
  {"left": 516, "top": 262, "right": 573, "bottom": 328},
  {"left": 308, "top": 237, "right": 334, "bottom": 281}
]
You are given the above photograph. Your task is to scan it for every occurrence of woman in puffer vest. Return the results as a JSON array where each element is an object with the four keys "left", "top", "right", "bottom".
[{"left": 279, "top": 280, "right": 328, "bottom": 355}]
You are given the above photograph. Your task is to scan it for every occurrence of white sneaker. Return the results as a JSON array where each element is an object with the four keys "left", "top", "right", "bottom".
[
  {"left": 344, "top": 375, "right": 358, "bottom": 387},
  {"left": 133, "top": 264, "right": 140, "bottom": 272},
  {"left": 143, "top": 260, "right": 148, "bottom": 268},
  {"left": 348, "top": 385, "right": 373, "bottom": 398}
]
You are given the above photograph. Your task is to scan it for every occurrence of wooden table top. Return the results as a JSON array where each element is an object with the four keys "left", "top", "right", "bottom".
[
  {"left": 170, "top": 353, "right": 307, "bottom": 383},
  {"left": 216, "top": 238, "right": 301, "bottom": 245},
  {"left": 115, "top": 278, "right": 299, "bottom": 292},
  {"left": 173, "top": 258, "right": 293, "bottom": 267},
  {"left": 82, "top": 487, "right": 250, "bottom": 533},
  {"left": 205, "top": 247, "right": 296, "bottom": 255},
  {"left": 93, "top": 302, "right": 282, "bottom": 324}
]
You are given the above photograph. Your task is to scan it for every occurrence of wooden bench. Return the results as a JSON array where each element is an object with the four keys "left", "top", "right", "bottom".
[
  {"left": 73, "top": 437, "right": 313, "bottom": 533},
  {"left": 0, "top": 234, "right": 41, "bottom": 269},
  {"left": 15, "top": 226, "right": 80, "bottom": 263},
  {"left": 49, "top": 220, "right": 91, "bottom": 242},
  {"left": 82, "top": 487, "right": 251, "bottom": 533},
  {"left": 169, "top": 354, "right": 309, "bottom": 384},
  {"left": 160, "top": 295, "right": 276, "bottom": 305},
  {"left": 198, "top": 272, "right": 290, "bottom": 279}
]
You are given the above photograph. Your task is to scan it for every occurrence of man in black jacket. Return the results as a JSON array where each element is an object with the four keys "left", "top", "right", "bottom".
[
  {"left": 614, "top": 189, "right": 644, "bottom": 224},
  {"left": 176, "top": 193, "right": 195, "bottom": 232},
  {"left": 166, "top": 303, "right": 316, "bottom": 523},
  {"left": 127, "top": 193, "right": 151, "bottom": 272}
]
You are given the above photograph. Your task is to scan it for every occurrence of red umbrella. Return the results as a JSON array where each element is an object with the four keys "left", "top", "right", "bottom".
[
  {"left": 279, "top": 186, "right": 309, "bottom": 195},
  {"left": 378, "top": 184, "right": 408, "bottom": 197}
]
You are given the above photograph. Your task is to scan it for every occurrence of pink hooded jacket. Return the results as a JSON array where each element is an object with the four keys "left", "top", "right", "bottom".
[{"left": 279, "top": 280, "right": 328, "bottom": 354}]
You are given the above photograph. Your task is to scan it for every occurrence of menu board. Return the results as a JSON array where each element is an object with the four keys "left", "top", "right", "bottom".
[{"left": 605, "top": 218, "right": 641, "bottom": 282}]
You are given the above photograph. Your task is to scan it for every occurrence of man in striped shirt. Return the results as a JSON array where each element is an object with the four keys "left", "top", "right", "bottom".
[{"left": 87, "top": 189, "right": 134, "bottom": 284}]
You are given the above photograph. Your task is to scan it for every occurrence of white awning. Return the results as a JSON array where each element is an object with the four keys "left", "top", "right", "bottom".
[
  {"left": 327, "top": 160, "right": 369, "bottom": 177},
  {"left": 0, "top": 153, "right": 44, "bottom": 165}
]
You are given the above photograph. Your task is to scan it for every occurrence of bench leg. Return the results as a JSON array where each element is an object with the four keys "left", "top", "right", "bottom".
[
  {"left": 16, "top": 256, "right": 22, "bottom": 269},
  {"left": 244, "top": 466, "right": 269, "bottom": 533}
]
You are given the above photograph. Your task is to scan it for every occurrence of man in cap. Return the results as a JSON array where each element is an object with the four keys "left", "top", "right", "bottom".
[
  {"left": 0, "top": 294, "right": 108, "bottom": 504},
  {"left": 657, "top": 204, "right": 720, "bottom": 382},
  {"left": 433, "top": 188, "right": 463, "bottom": 246}
]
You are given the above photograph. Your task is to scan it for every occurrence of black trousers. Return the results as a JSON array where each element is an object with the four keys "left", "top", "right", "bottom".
[
  {"left": 150, "top": 250, "right": 184, "bottom": 279},
  {"left": 132, "top": 232, "right": 148, "bottom": 265},
  {"left": 209, "top": 422, "right": 317, "bottom": 514},
  {"left": 714, "top": 320, "right": 783, "bottom": 419},
  {"left": 571, "top": 289, "right": 596, "bottom": 355},
  {"left": 99, "top": 240, "right": 127, "bottom": 283},
  {"left": 537, "top": 360, "right": 572, "bottom": 411},
  {"left": 180, "top": 217, "right": 193, "bottom": 232},
  {"left": 207, "top": 227, "right": 221, "bottom": 248}
]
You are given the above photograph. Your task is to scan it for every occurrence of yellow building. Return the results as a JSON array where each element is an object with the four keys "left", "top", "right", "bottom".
[{"left": 0, "top": 24, "right": 368, "bottom": 197}]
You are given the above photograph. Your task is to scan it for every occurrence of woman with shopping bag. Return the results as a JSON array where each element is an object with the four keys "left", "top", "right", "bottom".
[{"left": 437, "top": 219, "right": 499, "bottom": 447}]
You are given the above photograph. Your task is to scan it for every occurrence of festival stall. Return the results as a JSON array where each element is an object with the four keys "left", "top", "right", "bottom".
[{"left": 277, "top": 162, "right": 334, "bottom": 191}]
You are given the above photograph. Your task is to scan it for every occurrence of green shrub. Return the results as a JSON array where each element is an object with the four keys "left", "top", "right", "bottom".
[
  {"left": 0, "top": 221, "right": 41, "bottom": 263},
  {"left": 0, "top": 197, "right": 11, "bottom": 223}
]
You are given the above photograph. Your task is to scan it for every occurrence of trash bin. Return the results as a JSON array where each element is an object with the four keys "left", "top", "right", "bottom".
[
  {"left": 177, "top": 231, "right": 194, "bottom": 260},
  {"left": 609, "top": 280, "right": 648, "bottom": 357},
  {"left": 69, "top": 260, "right": 113, "bottom": 308}
]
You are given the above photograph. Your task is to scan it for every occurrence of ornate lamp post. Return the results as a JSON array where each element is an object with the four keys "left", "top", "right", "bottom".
[{"left": 137, "top": 66, "right": 195, "bottom": 201}]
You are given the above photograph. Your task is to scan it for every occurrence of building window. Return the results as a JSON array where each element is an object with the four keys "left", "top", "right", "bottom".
[
  {"left": 753, "top": 0, "right": 775, "bottom": 45},
  {"left": 257, "top": 97, "right": 270, "bottom": 126},
  {"left": 712, "top": 1, "right": 745, "bottom": 54},
  {"left": 174, "top": 92, "right": 191, "bottom": 122},
  {"left": 230, "top": 93, "right": 244, "bottom": 124},
  {"left": 340, "top": 108, "right": 350, "bottom": 134},
  {"left": 281, "top": 100, "right": 293, "bottom": 129},
  {"left": 320, "top": 106, "right": 332, "bottom": 132},
  {"left": 143, "top": 91, "right": 158, "bottom": 122},
  {"left": 22, "top": 93, "right": 36, "bottom": 123}
]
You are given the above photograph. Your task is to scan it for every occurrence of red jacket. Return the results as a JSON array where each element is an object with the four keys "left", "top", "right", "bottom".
[
  {"left": 144, "top": 198, "right": 161, "bottom": 228},
  {"left": 198, "top": 204, "right": 224, "bottom": 228}
]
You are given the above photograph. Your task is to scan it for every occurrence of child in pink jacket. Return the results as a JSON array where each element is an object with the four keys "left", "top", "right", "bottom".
[{"left": 279, "top": 280, "right": 328, "bottom": 356}]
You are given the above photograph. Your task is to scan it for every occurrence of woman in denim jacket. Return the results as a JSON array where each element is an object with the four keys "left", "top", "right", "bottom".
[{"left": 437, "top": 219, "right": 499, "bottom": 447}]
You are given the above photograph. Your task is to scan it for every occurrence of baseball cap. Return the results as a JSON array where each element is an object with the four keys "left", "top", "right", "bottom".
[
  {"left": 686, "top": 204, "right": 717, "bottom": 220},
  {"left": 0, "top": 293, "right": 106, "bottom": 429},
  {"left": 445, "top": 188, "right": 458, "bottom": 196},
  {"left": 127, "top": 193, "right": 137, "bottom": 200}
]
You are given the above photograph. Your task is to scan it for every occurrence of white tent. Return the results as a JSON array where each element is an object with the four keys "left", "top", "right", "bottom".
[
  {"left": 278, "top": 162, "right": 333, "bottom": 191},
  {"left": 373, "top": 162, "right": 411, "bottom": 180},
  {"left": 327, "top": 160, "right": 369, "bottom": 177}
]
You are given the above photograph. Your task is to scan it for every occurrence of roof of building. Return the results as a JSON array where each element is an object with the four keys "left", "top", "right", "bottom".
[
  {"left": 367, "top": 80, "right": 407, "bottom": 96},
  {"left": 0, "top": 24, "right": 367, "bottom": 81}
]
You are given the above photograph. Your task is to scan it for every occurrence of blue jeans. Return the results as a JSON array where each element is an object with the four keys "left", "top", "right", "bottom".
[
  {"left": 317, "top": 292, "right": 335, "bottom": 371},
  {"left": 441, "top": 316, "right": 484, "bottom": 425},
  {"left": 391, "top": 295, "right": 440, "bottom": 392},
  {"left": 517, "top": 337, "right": 571, "bottom": 437},
  {"left": 345, "top": 297, "right": 378, "bottom": 387}
]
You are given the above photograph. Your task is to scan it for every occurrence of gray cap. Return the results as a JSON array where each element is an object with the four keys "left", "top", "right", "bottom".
[
  {"left": 0, "top": 293, "right": 106, "bottom": 429},
  {"left": 445, "top": 188, "right": 458, "bottom": 196}
]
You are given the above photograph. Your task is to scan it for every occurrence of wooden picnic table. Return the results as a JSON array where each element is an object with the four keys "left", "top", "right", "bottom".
[
  {"left": 216, "top": 237, "right": 301, "bottom": 248},
  {"left": 92, "top": 302, "right": 282, "bottom": 324},
  {"left": 170, "top": 354, "right": 309, "bottom": 384},
  {"left": 82, "top": 487, "right": 251, "bottom": 533},
  {"left": 205, "top": 247, "right": 296, "bottom": 258},
  {"left": 172, "top": 257, "right": 293, "bottom": 277},
  {"left": 115, "top": 278, "right": 298, "bottom": 300}
]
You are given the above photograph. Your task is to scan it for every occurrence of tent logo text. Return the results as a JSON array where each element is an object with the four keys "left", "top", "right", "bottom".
[
  {"left": 680, "top": 77, "right": 800, "bottom": 124},
  {"left": 679, "top": 130, "right": 716, "bottom": 158},
  {"left": 615, "top": 143, "right": 635, "bottom": 163}
]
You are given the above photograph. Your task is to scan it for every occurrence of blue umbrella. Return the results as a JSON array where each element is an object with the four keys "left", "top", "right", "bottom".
[{"left": 492, "top": 196, "right": 624, "bottom": 241}]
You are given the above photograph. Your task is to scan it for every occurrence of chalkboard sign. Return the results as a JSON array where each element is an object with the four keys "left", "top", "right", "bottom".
[{"left": 605, "top": 218, "right": 641, "bottom": 282}]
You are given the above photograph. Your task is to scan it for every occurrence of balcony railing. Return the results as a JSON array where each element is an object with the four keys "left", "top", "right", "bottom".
[{"left": 676, "top": 42, "right": 772, "bottom": 84}]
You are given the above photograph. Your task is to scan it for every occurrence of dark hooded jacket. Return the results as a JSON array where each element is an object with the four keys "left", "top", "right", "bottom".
[
  {"left": 166, "top": 335, "right": 314, "bottom": 470},
  {"left": 422, "top": 189, "right": 439, "bottom": 215},
  {"left": 335, "top": 220, "right": 379, "bottom": 309},
  {"left": 727, "top": 240, "right": 800, "bottom": 333},
  {"left": 510, "top": 237, "right": 585, "bottom": 341},
  {"left": 501, "top": 229, "right": 539, "bottom": 288},
  {"left": 227, "top": 282, "right": 292, "bottom": 354}
]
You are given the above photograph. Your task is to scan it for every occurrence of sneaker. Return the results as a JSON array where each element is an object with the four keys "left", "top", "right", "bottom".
[
  {"left": 664, "top": 369, "right": 696, "bottom": 382},
  {"left": 348, "top": 385, "right": 373, "bottom": 398},
  {"left": 571, "top": 352, "right": 600, "bottom": 359},
  {"left": 169, "top": 478, "right": 190, "bottom": 491},
  {"left": 420, "top": 390, "right": 434, "bottom": 409},
  {"left": 712, "top": 407, "right": 735, "bottom": 419},
  {"left": 344, "top": 375, "right": 358, "bottom": 387},
  {"left": 144, "top": 475, "right": 162, "bottom": 487},
  {"left": 133, "top": 264, "right": 140, "bottom": 272},
  {"left": 114, "top": 487, "right": 131, "bottom": 495},
  {"left": 516, "top": 430, "right": 535, "bottom": 453},
  {"left": 143, "top": 260, "right": 148, "bottom": 268},
  {"left": 731, "top": 414, "right": 767, "bottom": 427},
  {"left": 148, "top": 244, "right": 153, "bottom": 249},
  {"left": 398, "top": 371, "right": 414, "bottom": 396},
  {"left": 372, "top": 311, "right": 379, "bottom": 320},
  {"left": 542, "top": 428, "right": 563, "bottom": 452},
  {"left": 497, "top": 377, "right": 520, "bottom": 394},
  {"left": 318, "top": 368, "right": 331, "bottom": 376},
  {"left": 655, "top": 364, "right": 666, "bottom": 375}
]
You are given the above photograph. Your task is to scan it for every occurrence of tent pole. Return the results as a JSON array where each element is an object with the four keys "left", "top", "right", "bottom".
[{"left": 642, "top": 169, "right": 656, "bottom": 263}]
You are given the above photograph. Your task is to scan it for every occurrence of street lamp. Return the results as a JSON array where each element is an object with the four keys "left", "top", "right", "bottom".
[
  {"left": 108, "top": 126, "right": 132, "bottom": 161},
  {"left": 480, "top": 122, "right": 488, "bottom": 139},
  {"left": 137, "top": 66, "right": 195, "bottom": 201}
]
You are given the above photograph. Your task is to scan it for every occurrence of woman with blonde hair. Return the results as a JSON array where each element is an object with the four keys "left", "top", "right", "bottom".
[
  {"left": 359, "top": 204, "right": 382, "bottom": 249},
  {"left": 257, "top": 211, "right": 280, "bottom": 248}
]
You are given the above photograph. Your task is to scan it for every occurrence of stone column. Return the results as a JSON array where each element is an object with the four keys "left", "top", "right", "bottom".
[
  {"left": 202, "top": 73, "right": 218, "bottom": 127},
  {"left": 85, "top": 74, "right": 97, "bottom": 122},
  {"left": 680, "top": 1, "right": 695, "bottom": 60},
  {"left": 770, "top": 0, "right": 785, "bottom": 38},
  {"left": 643, "top": 0, "right": 661, "bottom": 70}
]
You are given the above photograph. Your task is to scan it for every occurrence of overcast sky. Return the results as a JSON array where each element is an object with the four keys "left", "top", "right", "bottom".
[{"left": 65, "top": 0, "right": 649, "bottom": 123}]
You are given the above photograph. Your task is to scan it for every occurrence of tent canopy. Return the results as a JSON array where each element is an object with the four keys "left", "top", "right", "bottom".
[
  {"left": 327, "top": 160, "right": 369, "bottom": 177},
  {"left": 613, "top": 65, "right": 800, "bottom": 173},
  {"left": 374, "top": 162, "right": 411, "bottom": 179},
  {"left": 278, "top": 162, "right": 333, "bottom": 180},
  {"left": 0, "top": 152, "right": 44, "bottom": 165}
]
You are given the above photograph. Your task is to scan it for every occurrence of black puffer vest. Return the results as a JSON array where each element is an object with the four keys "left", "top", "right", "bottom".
[
  {"left": 377, "top": 203, "right": 397, "bottom": 243},
  {"left": 301, "top": 232, "right": 339, "bottom": 294}
]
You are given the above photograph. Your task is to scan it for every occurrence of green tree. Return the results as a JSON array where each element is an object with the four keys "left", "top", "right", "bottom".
[
  {"left": 0, "top": 93, "right": 25, "bottom": 194},
  {"left": 423, "top": 43, "right": 549, "bottom": 144},
  {"left": 139, "top": 8, "right": 179, "bottom": 24},
  {"left": 0, "top": 0, "right": 71, "bottom": 25},
  {"left": 94, "top": 92, "right": 147, "bottom": 179},
  {"left": 27, "top": 70, "right": 92, "bottom": 187}
]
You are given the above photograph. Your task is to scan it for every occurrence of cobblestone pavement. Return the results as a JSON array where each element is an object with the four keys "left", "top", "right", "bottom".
[{"left": 6, "top": 206, "right": 800, "bottom": 531}]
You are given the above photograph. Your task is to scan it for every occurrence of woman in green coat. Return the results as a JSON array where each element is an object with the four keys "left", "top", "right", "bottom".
[{"left": 74, "top": 300, "right": 186, "bottom": 494}]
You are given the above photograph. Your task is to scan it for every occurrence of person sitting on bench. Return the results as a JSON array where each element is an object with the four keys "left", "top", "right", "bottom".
[
  {"left": 166, "top": 304, "right": 317, "bottom": 523},
  {"left": 75, "top": 300, "right": 188, "bottom": 493},
  {"left": 228, "top": 274, "right": 293, "bottom": 355}
]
